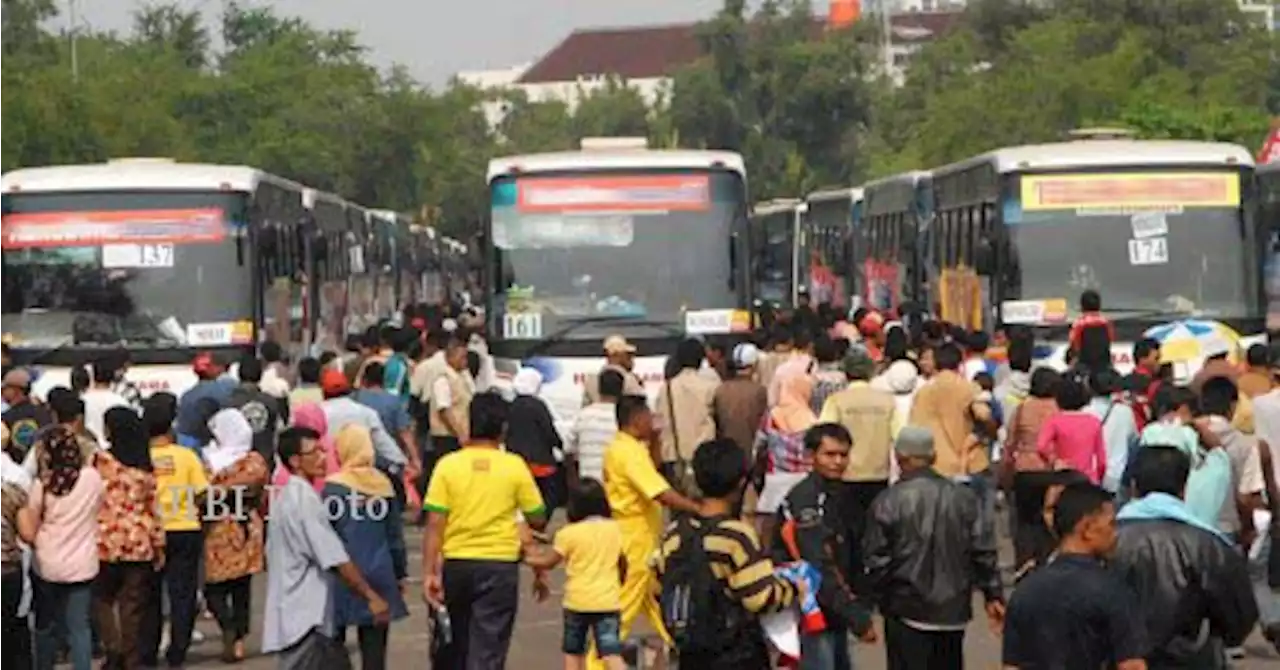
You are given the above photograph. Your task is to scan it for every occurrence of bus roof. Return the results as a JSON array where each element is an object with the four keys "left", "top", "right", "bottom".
[
  {"left": 2, "top": 159, "right": 303, "bottom": 194},
  {"left": 862, "top": 170, "right": 930, "bottom": 191},
  {"left": 752, "top": 198, "right": 801, "bottom": 216},
  {"left": 933, "top": 140, "right": 1255, "bottom": 177},
  {"left": 804, "top": 187, "right": 864, "bottom": 203},
  {"left": 487, "top": 149, "right": 746, "bottom": 182}
]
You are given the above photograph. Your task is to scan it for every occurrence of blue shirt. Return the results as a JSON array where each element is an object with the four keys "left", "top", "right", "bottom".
[
  {"left": 352, "top": 388, "right": 410, "bottom": 438},
  {"left": 175, "top": 378, "right": 237, "bottom": 442},
  {"left": 1139, "top": 422, "right": 1230, "bottom": 527}
]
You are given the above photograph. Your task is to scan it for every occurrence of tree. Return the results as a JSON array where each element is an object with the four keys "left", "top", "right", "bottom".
[{"left": 573, "top": 77, "right": 651, "bottom": 139}]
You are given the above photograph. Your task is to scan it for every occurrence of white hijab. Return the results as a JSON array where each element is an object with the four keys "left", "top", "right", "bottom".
[
  {"left": 203, "top": 408, "right": 254, "bottom": 475},
  {"left": 512, "top": 368, "right": 543, "bottom": 397}
]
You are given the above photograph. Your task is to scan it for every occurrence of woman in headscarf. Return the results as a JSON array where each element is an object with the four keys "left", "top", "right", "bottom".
[
  {"left": 753, "top": 373, "right": 818, "bottom": 545},
  {"left": 505, "top": 368, "right": 565, "bottom": 511},
  {"left": 93, "top": 408, "right": 164, "bottom": 670},
  {"left": 271, "top": 403, "right": 338, "bottom": 494},
  {"left": 17, "top": 426, "right": 104, "bottom": 670},
  {"left": 323, "top": 425, "right": 408, "bottom": 670},
  {"left": 200, "top": 408, "right": 268, "bottom": 663}
]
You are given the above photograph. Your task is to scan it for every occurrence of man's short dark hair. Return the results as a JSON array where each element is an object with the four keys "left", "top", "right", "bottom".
[
  {"left": 1051, "top": 482, "right": 1113, "bottom": 539},
  {"left": 297, "top": 357, "right": 322, "bottom": 385},
  {"left": 675, "top": 338, "right": 705, "bottom": 371},
  {"left": 1247, "top": 343, "right": 1270, "bottom": 368},
  {"left": 48, "top": 388, "right": 84, "bottom": 424},
  {"left": 260, "top": 341, "right": 284, "bottom": 364},
  {"left": 1199, "top": 376, "right": 1238, "bottom": 417},
  {"left": 361, "top": 326, "right": 381, "bottom": 350},
  {"left": 813, "top": 335, "right": 839, "bottom": 364},
  {"left": 615, "top": 395, "right": 649, "bottom": 428},
  {"left": 933, "top": 343, "right": 962, "bottom": 371},
  {"left": 1133, "top": 337, "right": 1160, "bottom": 363},
  {"left": 1089, "top": 368, "right": 1120, "bottom": 397},
  {"left": 469, "top": 392, "right": 510, "bottom": 441},
  {"left": 1130, "top": 446, "right": 1191, "bottom": 497},
  {"left": 278, "top": 426, "right": 322, "bottom": 467},
  {"left": 379, "top": 324, "right": 399, "bottom": 348},
  {"left": 803, "top": 422, "right": 852, "bottom": 452},
  {"left": 692, "top": 438, "right": 749, "bottom": 499},
  {"left": 1007, "top": 335, "right": 1034, "bottom": 373},
  {"left": 92, "top": 358, "right": 117, "bottom": 385},
  {"left": 598, "top": 370, "right": 625, "bottom": 400},
  {"left": 1080, "top": 289, "right": 1102, "bottom": 312},
  {"left": 142, "top": 394, "right": 178, "bottom": 438},
  {"left": 966, "top": 330, "right": 989, "bottom": 354},
  {"left": 1055, "top": 378, "right": 1090, "bottom": 411},
  {"left": 238, "top": 356, "right": 264, "bottom": 383},
  {"left": 362, "top": 362, "right": 386, "bottom": 388}
]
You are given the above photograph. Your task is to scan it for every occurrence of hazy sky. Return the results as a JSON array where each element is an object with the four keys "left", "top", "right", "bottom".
[{"left": 74, "top": 0, "right": 735, "bottom": 87}]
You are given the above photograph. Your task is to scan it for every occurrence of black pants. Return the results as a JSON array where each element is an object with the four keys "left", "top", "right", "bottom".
[
  {"left": 1011, "top": 471, "right": 1060, "bottom": 568},
  {"left": 432, "top": 560, "right": 519, "bottom": 670},
  {"left": 341, "top": 624, "right": 389, "bottom": 670},
  {"left": 139, "top": 530, "right": 203, "bottom": 667},
  {"left": 840, "top": 480, "right": 888, "bottom": 594},
  {"left": 204, "top": 575, "right": 251, "bottom": 642},
  {"left": 92, "top": 561, "right": 152, "bottom": 669},
  {"left": 883, "top": 617, "right": 964, "bottom": 670},
  {"left": 3, "top": 569, "right": 32, "bottom": 670}
]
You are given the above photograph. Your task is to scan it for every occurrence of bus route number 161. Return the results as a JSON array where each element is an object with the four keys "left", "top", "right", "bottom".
[{"left": 503, "top": 312, "right": 543, "bottom": 340}]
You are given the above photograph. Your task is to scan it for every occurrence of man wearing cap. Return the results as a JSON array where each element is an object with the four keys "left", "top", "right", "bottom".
[
  {"left": 581, "top": 335, "right": 644, "bottom": 407},
  {"left": 862, "top": 427, "right": 1004, "bottom": 670},
  {"left": 0, "top": 369, "right": 52, "bottom": 463},
  {"left": 714, "top": 343, "right": 769, "bottom": 458},
  {"left": 175, "top": 352, "right": 237, "bottom": 447},
  {"left": 320, "top": 368, "right": 417, "bottom": 479},
  {"left": 819, "top": 347, "right": 900, "bottom": 591}
]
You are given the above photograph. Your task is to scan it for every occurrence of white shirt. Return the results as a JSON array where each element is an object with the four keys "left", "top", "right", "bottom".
[
  {"left": 962, "top": 357, "right": 987, "bottom": 381},
  {"left": 1256, "top": 389, "right": 1280, "bottom": 485},
  {"left": 431, "top": 368, "right": 476, "bottom": 411},
  {"left": 1211, "top": 415, "right": 1265, "bottom": 534},
  {"left": 260, "top": 364, "right": 291, "bottom": 399},
  {"left": 567, "top": 402, "right": 617, "bottom": 482},
  {"left": 81, "top": 388, "right": 132, "bottom": 447}
]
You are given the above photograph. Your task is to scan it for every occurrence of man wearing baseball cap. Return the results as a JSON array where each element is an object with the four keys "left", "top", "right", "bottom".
[
  {"left": 175, "top": 352, "right": 237, "bottom": 447},
  {"left": 581, "top": 335, "right": 644, "bottom": 406}
]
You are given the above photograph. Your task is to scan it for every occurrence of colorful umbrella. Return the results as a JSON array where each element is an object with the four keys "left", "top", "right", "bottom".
[{"left": 1143, "top": 319, "right": 1241, "bottom": 364}]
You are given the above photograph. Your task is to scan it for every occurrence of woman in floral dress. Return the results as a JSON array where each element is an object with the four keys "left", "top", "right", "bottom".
[{"left": 200, "top": 409, "right": 268, "bottom": 663}]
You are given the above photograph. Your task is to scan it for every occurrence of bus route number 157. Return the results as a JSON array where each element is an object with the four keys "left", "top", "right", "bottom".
[{"left": 503, "top": 312, "right": 543, "bottom": 340}]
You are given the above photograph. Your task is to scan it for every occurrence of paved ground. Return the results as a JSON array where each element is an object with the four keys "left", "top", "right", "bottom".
[{"left": 162, "top": 521, "right": 1280, "bottom": 669}]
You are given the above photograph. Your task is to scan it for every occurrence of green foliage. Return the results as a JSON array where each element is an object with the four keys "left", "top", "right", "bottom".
[{"left": 2, "top": 0, "right": 1274, "bottom": 238}]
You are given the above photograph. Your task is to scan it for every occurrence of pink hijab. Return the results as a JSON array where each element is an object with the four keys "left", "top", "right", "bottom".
[{"left": 272, "top": 403, "right": 339, "bottom": 493}]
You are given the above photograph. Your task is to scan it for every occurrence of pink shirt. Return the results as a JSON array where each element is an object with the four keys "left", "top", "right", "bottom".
[
  {"left": 27, "top": 467, "right": 104, "bottom": 583},
  {"left": 1037, "top": 411, "right": 1108, "bottom": 485}
]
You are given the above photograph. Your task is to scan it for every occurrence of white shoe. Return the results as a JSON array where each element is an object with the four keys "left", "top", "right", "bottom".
[
  {"left": 192, "top": 629, "right": 206, "bottom": 644},
  {"left": 1226, "top": 646, "right": 1246, "bottom": 660}
]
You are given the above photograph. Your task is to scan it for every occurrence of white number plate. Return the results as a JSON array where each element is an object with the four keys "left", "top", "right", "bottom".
[
  {"left": 1127, "top": 237, "right": 1168, "bottom": 266},
  {"left": 503, "top": 312, "right": 543, "bottom": 339}
]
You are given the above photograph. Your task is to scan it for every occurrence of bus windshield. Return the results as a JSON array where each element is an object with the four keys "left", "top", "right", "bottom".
[
  {"left": 489, "top": 170, "right": 744, "bottom": 341},
  {"left": 2, "top": 191, "right": 253, "bottom": 350},
  {"left": 1004, "top": 170, "right": 1252, "bottom": 323},
  {"left": 751, "top": 210, "right": 794, "bottom": 306}
]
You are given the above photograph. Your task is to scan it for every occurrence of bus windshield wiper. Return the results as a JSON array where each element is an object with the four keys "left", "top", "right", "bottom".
[{"left": 522, "top": 315, "right": 685, "bottom": 358}]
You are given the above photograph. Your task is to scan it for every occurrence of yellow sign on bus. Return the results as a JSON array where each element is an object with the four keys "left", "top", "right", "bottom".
[{"left": 1021, "top": 172, "right": 1240, "bottom": 211}]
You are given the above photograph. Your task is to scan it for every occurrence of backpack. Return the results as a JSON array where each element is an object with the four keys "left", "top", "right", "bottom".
[{"left": 660, "top": 517, "right": 747, "bottom": 656}]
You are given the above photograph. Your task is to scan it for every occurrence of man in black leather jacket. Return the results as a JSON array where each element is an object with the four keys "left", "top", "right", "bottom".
[
  {"left": 862, "top": 426, "right": 1004, "bottom": 670},
  {"left": 1110, "top": 445, "right": 1257, "bottom": 669}
]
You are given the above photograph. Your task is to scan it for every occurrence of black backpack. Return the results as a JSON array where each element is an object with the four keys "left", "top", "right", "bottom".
[{"left": 660, "top": 517, "right": 747, "bottom": 657}]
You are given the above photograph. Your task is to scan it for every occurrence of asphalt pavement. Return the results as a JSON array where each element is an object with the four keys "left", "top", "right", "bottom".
[{"left": 144, "top": 521, "right": 1280, "bottom": 669}]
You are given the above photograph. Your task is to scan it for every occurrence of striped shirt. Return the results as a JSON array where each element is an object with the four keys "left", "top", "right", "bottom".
[
  {"left": 567, "top": 402, "right": 617, "bottom": 482},
  {"left": 657, "top": 516, "right": 796, "bottom": 615}
]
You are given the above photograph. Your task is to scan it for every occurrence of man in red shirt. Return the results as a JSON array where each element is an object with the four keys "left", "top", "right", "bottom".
[{"left": 1068, "top": 290, "right": 1115, "bottom": 354}]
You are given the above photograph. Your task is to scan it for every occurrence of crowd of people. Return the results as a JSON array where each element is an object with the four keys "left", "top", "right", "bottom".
[{"left": 0, "top": 289, "right": 1278, "bottom": 670}]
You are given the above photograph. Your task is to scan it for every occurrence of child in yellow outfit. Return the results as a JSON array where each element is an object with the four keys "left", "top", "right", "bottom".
[{"left": 526, "top": 479, "right": 628, "bottom": 670}]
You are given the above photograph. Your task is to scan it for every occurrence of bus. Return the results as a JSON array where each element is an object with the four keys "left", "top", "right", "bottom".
[
  {"left": 1, "top": 159, "right": 423, "bottom": 397},
  {"left": 1259, "top": 161, "right": 1280, "bottom": 332},
  {"left": 749, "top": 198, "right": 805, "bottom": 309},
  {"left": 858, "top": 171, "right": 932, "bottom": 315},
  {"left": 928, "top": 139, "right": 1260, "bottom": 374},
  {"left": 484, "top": 138, "right": 752, "bottom": 422},
  {"left": 803, "top": 187, "right": 863, "bottom": 311}
]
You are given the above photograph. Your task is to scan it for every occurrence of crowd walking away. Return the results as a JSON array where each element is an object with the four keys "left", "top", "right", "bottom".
[{"left": 1, "top": 292, "right": 1280, "bottom": 669}]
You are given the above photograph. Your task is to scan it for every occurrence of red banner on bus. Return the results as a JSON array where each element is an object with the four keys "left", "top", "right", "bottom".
[
  {"left": 516, "top": 175, "right": 711, "bottom": 213},
  {"left": 1, "top": 209, "right": 226, "bottom": 249}
]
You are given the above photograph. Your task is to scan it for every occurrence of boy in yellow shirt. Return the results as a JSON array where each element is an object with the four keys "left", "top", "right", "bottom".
[{"left": 527, "top": 479, "right": 627, "bottom": 670}]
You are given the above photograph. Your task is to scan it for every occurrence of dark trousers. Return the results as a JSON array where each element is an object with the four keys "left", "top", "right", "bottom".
[
  {"left": 883, "top": 617, "right": 964, "bottom": 670},
  {"left": 341, "top": 624, "right": 389, "bottom": 670},
  {"left": 432, "top": 559, "right": 519, "bottom": 670},
  {"left": 1011, "top": 471, "right": 1060, "bottom": 568},
  {"left": 3, "top": 569, "right": 32, "bottom": 670},
  {"left": 139, "top": 530, "right": 203, "bottom": 667},
  {"left": 92, "top": 562, "right": 152, "bottom": 669},
  {"left": 204, "top": 575, "right": 251, "bottom": 642},
  {"left": 840, "top": 480, "right": 888, "bottom": 593},
  {"left": 34, "top": 578, "right": 93, "bottom": 670}
]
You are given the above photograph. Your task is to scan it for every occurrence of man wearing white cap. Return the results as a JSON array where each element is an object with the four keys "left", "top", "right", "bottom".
[
  {"left": 712, "top": 343, "right": 769, "bottom": 461},
  {"left": 581, "top": 334, "right": 645, "bottom": 406}
]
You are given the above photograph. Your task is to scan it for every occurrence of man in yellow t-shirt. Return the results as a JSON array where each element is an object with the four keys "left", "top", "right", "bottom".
[
  {"left": 141, "top": 396, "right": 210, "bottom": 668},
  {"left": 422, "top": 393, "right": 546, "bottom": 670},
  {"left": 591, "top": 395, "right": 700, "bottom": 670}
]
